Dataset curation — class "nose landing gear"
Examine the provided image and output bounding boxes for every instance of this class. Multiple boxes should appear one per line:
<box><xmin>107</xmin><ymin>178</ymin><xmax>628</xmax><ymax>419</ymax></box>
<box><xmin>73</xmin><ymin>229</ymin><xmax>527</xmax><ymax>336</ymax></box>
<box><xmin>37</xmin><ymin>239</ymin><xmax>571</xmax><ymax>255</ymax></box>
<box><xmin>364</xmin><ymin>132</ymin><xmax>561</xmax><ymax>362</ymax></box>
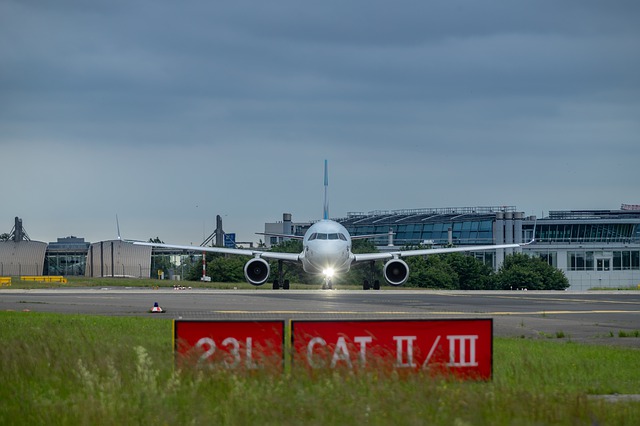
<box><xmin>322</xmin><ymin>278</ymin><xmax>333</xmax><ymax>290</ymax></box>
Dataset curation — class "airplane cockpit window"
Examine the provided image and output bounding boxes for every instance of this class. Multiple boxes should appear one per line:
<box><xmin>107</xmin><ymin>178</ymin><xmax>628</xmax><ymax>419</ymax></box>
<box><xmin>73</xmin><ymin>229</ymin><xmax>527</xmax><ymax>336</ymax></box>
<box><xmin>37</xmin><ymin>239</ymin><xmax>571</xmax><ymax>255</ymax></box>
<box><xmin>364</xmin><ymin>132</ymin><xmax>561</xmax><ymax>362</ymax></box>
<box><xmin>310</xmin><ymin>233</ymin><xmax>347</xmax><ymax>241</ymax></box>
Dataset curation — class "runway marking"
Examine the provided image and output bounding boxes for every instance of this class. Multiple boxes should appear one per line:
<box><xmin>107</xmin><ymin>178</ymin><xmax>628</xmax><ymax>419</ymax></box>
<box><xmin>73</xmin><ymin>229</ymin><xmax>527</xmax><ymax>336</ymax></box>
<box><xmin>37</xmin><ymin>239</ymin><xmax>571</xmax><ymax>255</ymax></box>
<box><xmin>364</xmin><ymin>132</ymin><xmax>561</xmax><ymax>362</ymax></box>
<box><xmin>492</xmin><ymin>296</ymin><xmax>640</xmax><ymax>306</ymax></box>
<box><xmin>441</xmin><ymin>293</ymin><xmax>640</xmax><ymax>306</ymax></box>
<box><xmin>211</xmin><ymin>310</ymin><xmax>640</xmax><ymax>316</ymax></box>
<box><xmin>212</xmin><ymin>311</ymin><xmax>419</xmax><ymax>315</ymax></box>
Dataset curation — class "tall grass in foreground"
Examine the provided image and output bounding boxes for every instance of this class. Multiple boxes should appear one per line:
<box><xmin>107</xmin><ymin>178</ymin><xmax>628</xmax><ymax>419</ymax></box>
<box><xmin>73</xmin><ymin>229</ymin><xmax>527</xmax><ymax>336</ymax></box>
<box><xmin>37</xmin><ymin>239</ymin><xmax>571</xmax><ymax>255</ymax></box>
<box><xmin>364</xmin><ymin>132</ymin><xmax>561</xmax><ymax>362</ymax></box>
<box><xmin>0</xmin><ymin>312</ymin><xmax>638</xmax><ymax>425</ymax></box>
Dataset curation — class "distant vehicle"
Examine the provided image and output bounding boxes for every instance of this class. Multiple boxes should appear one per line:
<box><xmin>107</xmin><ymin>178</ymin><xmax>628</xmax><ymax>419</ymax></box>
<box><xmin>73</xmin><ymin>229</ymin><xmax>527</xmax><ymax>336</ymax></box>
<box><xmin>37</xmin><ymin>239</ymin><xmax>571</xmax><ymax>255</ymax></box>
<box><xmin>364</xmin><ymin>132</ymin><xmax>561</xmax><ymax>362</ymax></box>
<box><xmin>136</xmin><ymin>161</ymin><xmax>525</xmax><ymax>290</ymax></box>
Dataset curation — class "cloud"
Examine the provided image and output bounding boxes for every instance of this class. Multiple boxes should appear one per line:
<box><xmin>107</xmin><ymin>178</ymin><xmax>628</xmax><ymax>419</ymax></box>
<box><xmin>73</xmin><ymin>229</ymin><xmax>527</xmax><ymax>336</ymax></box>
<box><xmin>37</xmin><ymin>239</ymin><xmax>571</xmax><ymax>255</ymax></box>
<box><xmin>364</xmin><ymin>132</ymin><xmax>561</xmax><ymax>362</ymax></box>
<box><xmin>1</xmin><ymin>0</ymin><xmax>639</xmax><ymax>243</ymax></box>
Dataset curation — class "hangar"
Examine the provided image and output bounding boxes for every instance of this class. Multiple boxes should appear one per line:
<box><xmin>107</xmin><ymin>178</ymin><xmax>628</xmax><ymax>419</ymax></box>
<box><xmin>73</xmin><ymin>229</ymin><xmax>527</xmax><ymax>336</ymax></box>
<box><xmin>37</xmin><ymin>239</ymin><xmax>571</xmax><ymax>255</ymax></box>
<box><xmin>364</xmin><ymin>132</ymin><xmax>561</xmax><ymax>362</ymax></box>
<box><xmin>0</xmin><ymin>217</ymin><xmax>47</xmax><ymax>276</ymax></box>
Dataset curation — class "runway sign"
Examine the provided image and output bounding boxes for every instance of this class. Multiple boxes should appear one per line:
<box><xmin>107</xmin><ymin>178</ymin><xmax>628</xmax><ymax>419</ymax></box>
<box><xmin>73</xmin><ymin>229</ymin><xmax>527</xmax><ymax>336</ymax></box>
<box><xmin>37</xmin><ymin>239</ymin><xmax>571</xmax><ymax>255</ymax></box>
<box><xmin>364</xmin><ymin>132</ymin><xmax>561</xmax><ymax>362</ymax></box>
<box><xmin>174</xmin><ymin>318</ymin><xmax>492</xmax><ymax>379</ymax></box>
<box><xmin>291</xmin><ymin>319</ymin><xmax>492</xmax><ymax>379</ymax></box>
<box><xmin>174</xmin><ymin>320</ymin><xmax>285</xmax><ymax>372</ymax></box>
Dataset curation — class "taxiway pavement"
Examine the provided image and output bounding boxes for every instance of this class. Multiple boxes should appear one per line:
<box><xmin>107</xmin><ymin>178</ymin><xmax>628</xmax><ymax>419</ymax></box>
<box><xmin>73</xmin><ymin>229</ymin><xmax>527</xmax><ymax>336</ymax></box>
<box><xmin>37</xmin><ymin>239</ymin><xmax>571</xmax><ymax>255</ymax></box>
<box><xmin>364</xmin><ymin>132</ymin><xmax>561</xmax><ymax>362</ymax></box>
<box><xmin>1</xmin><ymin>288</ymin><xmax>639</xmax><ymax>347</ymax></box>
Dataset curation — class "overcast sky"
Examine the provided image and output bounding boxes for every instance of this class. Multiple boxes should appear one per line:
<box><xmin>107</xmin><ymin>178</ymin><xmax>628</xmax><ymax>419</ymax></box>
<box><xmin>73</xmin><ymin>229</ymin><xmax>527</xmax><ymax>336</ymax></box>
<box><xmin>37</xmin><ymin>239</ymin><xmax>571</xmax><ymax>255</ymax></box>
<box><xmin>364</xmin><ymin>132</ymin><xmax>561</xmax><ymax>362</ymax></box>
<box><xmin>1</xmin><ymin>0</ymin><xmax>639</xmax><ymax>245</ymax></box>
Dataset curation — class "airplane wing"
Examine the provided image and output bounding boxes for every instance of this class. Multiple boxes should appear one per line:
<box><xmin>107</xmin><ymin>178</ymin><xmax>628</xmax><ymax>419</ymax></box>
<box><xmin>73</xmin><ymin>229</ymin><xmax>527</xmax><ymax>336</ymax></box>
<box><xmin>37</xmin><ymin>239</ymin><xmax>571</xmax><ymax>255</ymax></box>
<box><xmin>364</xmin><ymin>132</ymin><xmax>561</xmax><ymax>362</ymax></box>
<box><xmin>132</xmin><ymin>242</ymin><xmax>300</xmax><ymax>262</ymax></box>
<box><xmin>255</xmin><ymin>232</ymin><xmax>305</xmax><ymax>240</ymax></box>
<box><xmin>351</xmin><ymin>234</ymin><xmax>391</xmax><ymax>240</ymax></box>
<box><xmin>353</xmin><ymin>243</ymin><xmax>522</xmax><ymax>262</ymax></box>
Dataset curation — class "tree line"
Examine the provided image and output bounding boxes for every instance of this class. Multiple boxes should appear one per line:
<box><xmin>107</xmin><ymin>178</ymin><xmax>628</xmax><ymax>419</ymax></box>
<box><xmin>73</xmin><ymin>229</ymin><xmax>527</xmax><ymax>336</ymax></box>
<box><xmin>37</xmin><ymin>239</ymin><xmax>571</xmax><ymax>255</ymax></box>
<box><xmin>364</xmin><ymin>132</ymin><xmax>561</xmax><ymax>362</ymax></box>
<box><xmin>173</xmin><ymin>240</ymin><xmax>569</xmax><ymax>290</ymax></box>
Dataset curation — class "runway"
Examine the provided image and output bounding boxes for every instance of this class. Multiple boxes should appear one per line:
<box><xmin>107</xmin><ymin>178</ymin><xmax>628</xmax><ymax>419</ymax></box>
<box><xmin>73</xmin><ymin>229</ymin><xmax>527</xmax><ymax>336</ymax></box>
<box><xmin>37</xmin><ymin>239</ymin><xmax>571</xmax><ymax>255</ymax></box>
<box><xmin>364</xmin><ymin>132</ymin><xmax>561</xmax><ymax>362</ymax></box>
<box><xmin>2</xmin><ymin>288</ymin><xmax>639</xmax><ymax>347</ymax></box>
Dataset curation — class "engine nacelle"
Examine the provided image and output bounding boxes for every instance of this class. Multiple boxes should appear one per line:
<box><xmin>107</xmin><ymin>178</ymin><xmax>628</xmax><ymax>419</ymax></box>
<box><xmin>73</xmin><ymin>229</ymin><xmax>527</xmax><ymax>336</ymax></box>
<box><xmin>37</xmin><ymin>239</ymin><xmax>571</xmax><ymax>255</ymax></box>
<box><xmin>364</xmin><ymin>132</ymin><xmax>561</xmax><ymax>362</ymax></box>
<box><xmin>244</xmin><ymin>258</ymin><xmax>270</xmax><ymax>286</ymax></box>
<box><xmin>383</xmin><ymin>259</ymin><xmax>409</xmax><ymax>286</ymax></box>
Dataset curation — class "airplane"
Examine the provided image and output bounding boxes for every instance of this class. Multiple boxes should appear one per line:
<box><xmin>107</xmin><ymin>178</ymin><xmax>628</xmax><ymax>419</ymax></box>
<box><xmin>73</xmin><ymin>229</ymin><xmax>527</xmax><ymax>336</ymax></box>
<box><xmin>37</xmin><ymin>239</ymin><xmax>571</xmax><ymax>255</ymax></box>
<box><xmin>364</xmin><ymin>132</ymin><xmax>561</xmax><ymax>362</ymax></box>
<box><xmin>134</xmin><ymin>160</ymin><xmax>526</xmax><ymax>290</ymax></box>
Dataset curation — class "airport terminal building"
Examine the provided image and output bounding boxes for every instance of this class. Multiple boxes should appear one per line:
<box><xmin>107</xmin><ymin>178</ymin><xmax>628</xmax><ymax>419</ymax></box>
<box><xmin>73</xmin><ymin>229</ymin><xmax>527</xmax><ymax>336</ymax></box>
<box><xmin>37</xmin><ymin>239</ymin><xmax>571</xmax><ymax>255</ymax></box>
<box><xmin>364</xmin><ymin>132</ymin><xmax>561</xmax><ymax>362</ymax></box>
<box><xmin>266</xmin><ymin>205</ymin><xmax>640</xmax><ymax>291</ymax></box>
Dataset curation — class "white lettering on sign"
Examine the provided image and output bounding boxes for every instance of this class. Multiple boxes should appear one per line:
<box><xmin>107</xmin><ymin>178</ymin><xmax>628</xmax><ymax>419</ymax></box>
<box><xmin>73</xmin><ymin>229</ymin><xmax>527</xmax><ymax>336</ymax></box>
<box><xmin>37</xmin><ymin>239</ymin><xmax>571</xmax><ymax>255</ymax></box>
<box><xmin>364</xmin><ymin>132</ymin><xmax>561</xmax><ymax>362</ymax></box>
<box><xmin>302</xmin><ymin>333</ymin><xmax>483</xmax><ymax>371</ymax></box>
<box><xmin>195</xmin><ymin>337</ymin><xmax>259</xmax><ymax>369</ymax></box>
<box><xmin>307</xmin><ymin>335</ymin><xmax>374</xmax><ymax>369</ymax></box>
<box><xmin>307</xmin><ymin>337</ymin><xmax>327</xmax><ymax>368</ymax></box>
<box><xmin>421</xmin><ymin>336</ymin><xmax>442</xmax><ymax>369</ymax></box>
<box><xmin>331</xmin><ymin>337</ymin><xmax>352</xmax><ymax>368</ymax></box>
<box><xmin>354</xmin><ymin>336</ymin><xmax>373</xmax><ymax>366</ymax></box>
<box><xmin>447</xmin><ymin>335</ymin><xmax>479</xmax><ymax>367</ymax></box>
<box><xmin>393</xmin><ymin>336</ymin><xmax>417</xmax><ymax>368</ymax></box>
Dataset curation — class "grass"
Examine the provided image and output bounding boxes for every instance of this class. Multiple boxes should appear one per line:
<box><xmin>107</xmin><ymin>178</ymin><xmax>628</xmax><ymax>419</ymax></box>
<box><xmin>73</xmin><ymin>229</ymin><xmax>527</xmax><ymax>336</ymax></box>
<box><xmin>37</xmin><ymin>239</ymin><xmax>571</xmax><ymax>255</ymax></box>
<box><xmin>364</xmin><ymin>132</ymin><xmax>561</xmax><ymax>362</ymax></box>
<box><xmin>0</xmin><ymin>312</ymin><xmax>639</xmax><ymax>425</ymax></box>
<box><xmin>2</xmin><ymin>276</ymin><xmax>370</xmax><ymax>290</ymax></box>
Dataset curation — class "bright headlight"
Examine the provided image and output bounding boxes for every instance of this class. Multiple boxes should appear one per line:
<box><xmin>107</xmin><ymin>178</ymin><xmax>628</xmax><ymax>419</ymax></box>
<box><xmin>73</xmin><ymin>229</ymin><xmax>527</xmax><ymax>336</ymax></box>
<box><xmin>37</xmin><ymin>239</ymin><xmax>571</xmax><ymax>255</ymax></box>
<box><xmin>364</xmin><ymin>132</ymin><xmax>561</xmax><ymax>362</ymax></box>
<box><xmin>323</xmin><ymin>268</ymin><xmax>335</xmax><ymax>278</ymax></box>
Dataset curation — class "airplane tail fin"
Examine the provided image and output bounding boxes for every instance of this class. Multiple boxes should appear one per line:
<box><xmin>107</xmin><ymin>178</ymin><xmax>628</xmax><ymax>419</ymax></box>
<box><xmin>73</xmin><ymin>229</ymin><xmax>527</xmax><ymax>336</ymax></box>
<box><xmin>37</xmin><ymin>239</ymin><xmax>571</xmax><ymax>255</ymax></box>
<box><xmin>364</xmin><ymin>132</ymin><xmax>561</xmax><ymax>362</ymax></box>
<box><xmin>323</xmin><ymin>159</ymin><xmax>329</xmax><ymax>220</ymax></box>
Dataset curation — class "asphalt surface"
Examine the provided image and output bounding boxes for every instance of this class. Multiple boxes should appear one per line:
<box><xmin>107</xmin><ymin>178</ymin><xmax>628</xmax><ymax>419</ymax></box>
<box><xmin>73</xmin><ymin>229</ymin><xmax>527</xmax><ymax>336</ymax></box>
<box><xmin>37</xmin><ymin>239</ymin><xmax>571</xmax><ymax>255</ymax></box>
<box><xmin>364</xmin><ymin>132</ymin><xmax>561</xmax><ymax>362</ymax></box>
<box><xmin>2</xmin><ymin>288</ymin><xmax>639</xmax><ymax>347</ymax></box>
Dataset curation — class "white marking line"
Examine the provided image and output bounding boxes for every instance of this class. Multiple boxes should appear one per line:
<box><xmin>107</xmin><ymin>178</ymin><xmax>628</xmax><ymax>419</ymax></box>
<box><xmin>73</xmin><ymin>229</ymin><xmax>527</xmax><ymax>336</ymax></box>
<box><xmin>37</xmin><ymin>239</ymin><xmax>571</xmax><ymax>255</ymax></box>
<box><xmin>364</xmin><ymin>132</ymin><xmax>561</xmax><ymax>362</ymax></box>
<box><xmin>212</xmin><ymin>310</ymin><xmax>640</xmax><ymax>316</ymax></box>
<box><xmin>439</xmin><ymin>292</ymin><xmax>640</xmax><ymax>306</ymax></box>
<box><xmin>492</xmin><ymin>295</ymin><xmax>640</xmax><ymax>306</ymax></box>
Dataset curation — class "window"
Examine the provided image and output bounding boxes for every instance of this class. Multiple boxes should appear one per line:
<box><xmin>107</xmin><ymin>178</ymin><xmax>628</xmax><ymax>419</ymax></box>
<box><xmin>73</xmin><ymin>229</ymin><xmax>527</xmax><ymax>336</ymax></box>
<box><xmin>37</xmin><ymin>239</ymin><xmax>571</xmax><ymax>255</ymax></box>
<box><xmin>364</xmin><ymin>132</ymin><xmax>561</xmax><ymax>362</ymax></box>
<box><xmin>532</xmin><ymin>251</ymin><xmax>557</xmax><ymax>267</ymax></box>
<box><xmin>612</xmin><ymin>251</ymin><xmax>640</xmax><ymax>270</ymax></box>
<box><xmin>613</xmin><ymin>251</ymin><xmax>622</xmax><ymax>270</ymax></box>
<box><xmin>596</xmin><ymin>258</ymin><xmax>611</xmax><ymax>271</ymax></box>
<box><xmin>568</xmin><ymin>251</ymin><xmax>594</xmax><ymax>271</ymax></box>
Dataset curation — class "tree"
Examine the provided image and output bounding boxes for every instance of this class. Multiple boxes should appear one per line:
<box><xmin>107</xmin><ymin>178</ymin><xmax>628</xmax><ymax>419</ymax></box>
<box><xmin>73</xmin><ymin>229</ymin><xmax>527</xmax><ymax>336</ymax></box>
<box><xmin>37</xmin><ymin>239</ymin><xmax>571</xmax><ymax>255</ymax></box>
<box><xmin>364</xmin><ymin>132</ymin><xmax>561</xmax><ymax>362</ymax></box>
<box><xmin>406</xmin><ymin>255</ymin><xmax>459</xmax><ymax>289</ymax></box>
<box><xmin>347</xmin><ymin>239</ymin><xmax>382</xmax><ymax>286</ymax></box>
<box><xmin>267</xmin><ymin>239</ymin><xmax>309</xmax><ymax>283</ymax></box>
<box><xmin>495</xmin><ymin>253</ymin><xmax>569</xmax><ymax>290</ymax></box>
<box><xmin>208</xmin><ymin>255</ymin><xmax>245</xmax><ymax>282</ymax></box>
<box><xmin>444</xmin><ymin>253</ymin><xmax>493</xmax><ymax>290</ymax></box>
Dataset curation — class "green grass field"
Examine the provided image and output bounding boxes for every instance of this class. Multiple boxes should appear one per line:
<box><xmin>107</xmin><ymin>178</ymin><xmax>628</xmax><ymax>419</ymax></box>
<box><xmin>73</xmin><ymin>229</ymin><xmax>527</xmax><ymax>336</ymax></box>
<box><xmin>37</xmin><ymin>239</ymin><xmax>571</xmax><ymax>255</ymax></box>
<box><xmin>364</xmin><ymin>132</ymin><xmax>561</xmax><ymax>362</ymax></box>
<box><xmin>1</xmin><ymin>311</ymin><xmax>639</xmax><ymax>425</ymax></box>
<box><xmin>3</xmin><ymin>276</ymin><xmax>370</xmax><ymax>290</ymax></box>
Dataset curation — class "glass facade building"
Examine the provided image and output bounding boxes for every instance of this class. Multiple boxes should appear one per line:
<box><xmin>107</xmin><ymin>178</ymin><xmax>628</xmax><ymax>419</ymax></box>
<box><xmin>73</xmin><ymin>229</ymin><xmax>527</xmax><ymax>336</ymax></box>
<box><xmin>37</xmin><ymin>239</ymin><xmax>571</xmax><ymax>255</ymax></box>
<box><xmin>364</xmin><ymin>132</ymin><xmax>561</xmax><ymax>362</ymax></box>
<box><xmin>522</xmin><ymin>209</ymin><xmax>640</xmax><ymax>290</ymax></box>
<box><xmin>44</xmin><ymin>237</ymin><xmax>90</xmax><ymax>276</ymax></box>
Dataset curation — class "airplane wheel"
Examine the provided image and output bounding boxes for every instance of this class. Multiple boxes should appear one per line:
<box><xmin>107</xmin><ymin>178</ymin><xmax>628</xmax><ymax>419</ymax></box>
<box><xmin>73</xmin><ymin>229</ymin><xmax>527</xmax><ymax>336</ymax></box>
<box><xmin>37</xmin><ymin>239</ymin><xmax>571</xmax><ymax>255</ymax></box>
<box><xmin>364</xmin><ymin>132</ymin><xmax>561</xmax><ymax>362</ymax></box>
<box><xmin>327</xmin><ymin>280</ymin><xmax>333</xmax><ymax>290</ymax></box>
<box><xmin>373</xmin><ymin>280</ymin><xmax>380</xmax><ymax>290</ymax></box>
<box><xmin>283</xmin><ymin>280</ymin><xmax>290</xmax><ymax>290</ymax></box>
<box><xmin>273</xmin><ymin>280</ymin><xmax>280</xmax><ymax>290</ymax></box>
<box><xmin>363</xmin><ymin>280</ymin><xmax>370</xmax><ymax>290</ymax></box>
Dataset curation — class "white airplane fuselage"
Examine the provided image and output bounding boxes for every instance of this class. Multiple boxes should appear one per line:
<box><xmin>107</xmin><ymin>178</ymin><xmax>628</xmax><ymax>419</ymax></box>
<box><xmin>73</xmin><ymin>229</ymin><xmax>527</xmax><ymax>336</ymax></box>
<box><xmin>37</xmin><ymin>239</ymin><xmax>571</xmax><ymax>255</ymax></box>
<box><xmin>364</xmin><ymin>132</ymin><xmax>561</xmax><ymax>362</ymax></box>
<box><xmin>301</xmin><ymin>220</ymin><xmax>353</xmax><ymax>276</ymax></box>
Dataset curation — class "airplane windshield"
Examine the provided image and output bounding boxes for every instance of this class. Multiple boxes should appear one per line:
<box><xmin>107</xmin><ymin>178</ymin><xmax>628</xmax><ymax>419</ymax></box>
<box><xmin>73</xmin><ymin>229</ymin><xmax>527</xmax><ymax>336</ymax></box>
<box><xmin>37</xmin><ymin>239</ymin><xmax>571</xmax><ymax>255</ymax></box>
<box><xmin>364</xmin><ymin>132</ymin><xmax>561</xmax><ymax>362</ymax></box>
<box><xmin>309</xmin><ymin>232</ymin><xmax>347</xmax><ymax>241</ymax></box>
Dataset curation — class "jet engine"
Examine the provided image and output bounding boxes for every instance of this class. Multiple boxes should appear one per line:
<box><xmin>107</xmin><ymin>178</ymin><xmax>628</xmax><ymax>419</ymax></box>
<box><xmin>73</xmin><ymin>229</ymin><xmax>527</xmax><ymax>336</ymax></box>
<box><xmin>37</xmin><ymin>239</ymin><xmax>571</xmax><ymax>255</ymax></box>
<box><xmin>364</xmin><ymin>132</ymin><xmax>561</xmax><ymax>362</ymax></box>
<box><xmin>244</xmin><ymin>258</ymin><xmax>270</xmax><ymax>286</ymax></box>
<box><xmin>383</xmin><ymin>259</ymin><xmax>409</xmax><ymax>286</ymax></box>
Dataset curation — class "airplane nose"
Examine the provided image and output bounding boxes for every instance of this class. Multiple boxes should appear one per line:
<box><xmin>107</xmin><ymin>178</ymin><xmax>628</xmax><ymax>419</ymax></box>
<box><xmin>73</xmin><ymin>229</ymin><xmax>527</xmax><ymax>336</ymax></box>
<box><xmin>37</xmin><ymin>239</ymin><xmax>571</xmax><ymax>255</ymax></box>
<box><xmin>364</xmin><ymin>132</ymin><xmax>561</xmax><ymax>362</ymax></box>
<box><xmin>308</xmin><ymin>243</ymin><xmax>349</xmax><ymax>268</ymax></box>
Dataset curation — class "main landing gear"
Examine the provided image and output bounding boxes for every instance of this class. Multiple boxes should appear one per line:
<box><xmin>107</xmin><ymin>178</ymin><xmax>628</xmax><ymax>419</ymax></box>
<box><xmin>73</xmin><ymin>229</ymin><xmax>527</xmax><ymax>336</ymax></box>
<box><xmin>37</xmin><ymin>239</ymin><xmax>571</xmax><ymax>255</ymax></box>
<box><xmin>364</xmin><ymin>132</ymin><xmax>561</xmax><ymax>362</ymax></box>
<box><xmin>363</xmin><ymin>261</ymin><xmax>381</xmax><ymax>290</ymax></box>
<box><xmin>272</xmin><ymin>260</ymin><xmax>290</xmax><ymax>290</ymax></box>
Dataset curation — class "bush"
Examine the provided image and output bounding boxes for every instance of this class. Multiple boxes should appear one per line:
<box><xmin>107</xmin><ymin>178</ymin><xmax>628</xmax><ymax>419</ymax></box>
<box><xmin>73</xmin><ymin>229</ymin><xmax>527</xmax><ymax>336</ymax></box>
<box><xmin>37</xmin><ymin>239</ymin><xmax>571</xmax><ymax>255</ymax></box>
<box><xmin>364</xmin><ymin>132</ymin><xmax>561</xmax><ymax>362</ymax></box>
<box><xmin>494</xmin><ymin>253</ymin><xmax>569</xmax><ymax>290</ymax></box>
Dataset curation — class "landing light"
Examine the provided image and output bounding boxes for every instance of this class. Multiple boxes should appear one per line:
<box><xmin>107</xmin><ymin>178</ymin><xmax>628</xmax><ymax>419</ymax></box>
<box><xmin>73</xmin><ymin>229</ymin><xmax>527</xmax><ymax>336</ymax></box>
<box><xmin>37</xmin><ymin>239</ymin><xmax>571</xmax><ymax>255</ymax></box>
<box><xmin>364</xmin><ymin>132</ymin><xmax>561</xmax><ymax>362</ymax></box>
<box><xmin>323</xmin><ymin>268</ymin><xmax>335</xmax><ymax>278</ymax></box>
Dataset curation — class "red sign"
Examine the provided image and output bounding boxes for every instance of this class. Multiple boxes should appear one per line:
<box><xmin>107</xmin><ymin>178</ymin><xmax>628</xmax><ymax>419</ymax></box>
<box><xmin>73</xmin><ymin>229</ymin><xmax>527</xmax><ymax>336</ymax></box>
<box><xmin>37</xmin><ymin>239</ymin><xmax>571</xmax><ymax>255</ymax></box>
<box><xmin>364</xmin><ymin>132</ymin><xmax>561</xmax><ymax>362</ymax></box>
<box><xmin>174</xmin><ymin>320</ymin><xmax>285</xmax><ymax>372</ymax></box>
<box><xmin>292</xmin><ymin>319</ymin><xmax>492</xmax><ymax>379</ymax></box>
